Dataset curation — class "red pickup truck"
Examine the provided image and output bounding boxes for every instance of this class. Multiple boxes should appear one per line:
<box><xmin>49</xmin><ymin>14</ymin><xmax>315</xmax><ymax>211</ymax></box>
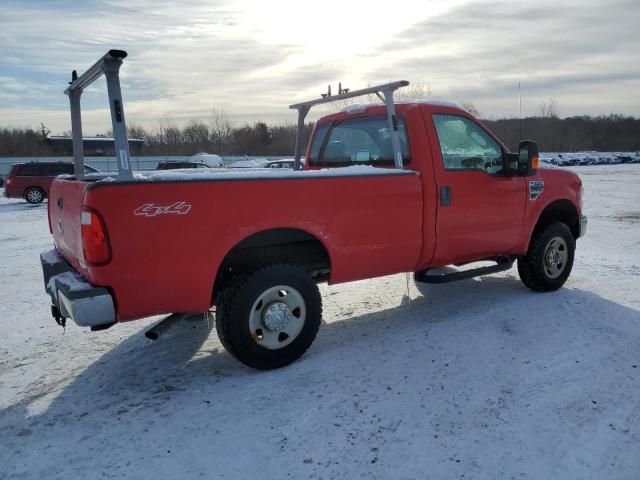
<box><xmin>41</xmin><ymin>51</ymin><xmax>586</xmax><ymax>369</ymax></box>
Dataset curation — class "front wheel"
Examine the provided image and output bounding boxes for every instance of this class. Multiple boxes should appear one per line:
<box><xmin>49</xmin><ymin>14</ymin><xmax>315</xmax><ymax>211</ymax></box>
<box><xmin>518</xmin><ymin>222</ymin><xmax>575</xmax><ymax>292</ymax></box>
<box><xmin>215</xmin><ymin>264</ymin><xmax>322</xmax><ymax>370</ymax></box>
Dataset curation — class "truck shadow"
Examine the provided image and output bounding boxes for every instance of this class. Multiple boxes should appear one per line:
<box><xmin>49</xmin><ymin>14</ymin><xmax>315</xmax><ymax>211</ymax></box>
<box><xmin>3</xmin><ymin>273</ymin><xmax>640</xmax><ymax>468</ymax></box>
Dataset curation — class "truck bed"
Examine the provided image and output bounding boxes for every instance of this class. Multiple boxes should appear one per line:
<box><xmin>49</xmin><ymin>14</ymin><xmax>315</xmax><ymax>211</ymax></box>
<box><xmin>48</xmin><ymin>166</ymin><xmax>423</xmax><ymax>322</ymax></box>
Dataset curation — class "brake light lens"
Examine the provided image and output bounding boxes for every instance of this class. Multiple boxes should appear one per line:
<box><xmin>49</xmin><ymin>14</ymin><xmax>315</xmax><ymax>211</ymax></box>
<box><xmin>81</xmin><ymin>208</ymin><xmax>111</xmax><ymax>265</ymax></box>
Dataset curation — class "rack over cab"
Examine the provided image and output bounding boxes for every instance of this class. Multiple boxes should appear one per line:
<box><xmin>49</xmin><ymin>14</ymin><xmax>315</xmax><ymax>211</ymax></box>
<box><xmin>41</xmin><ymin>51</ymin><xmax>586</xmax><ymax>369</ymax></box>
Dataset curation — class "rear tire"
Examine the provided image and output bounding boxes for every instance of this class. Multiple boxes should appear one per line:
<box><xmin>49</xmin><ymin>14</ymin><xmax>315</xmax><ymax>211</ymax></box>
<box><xmin>25</xmin><ymin>187</ymin><xmax>45</xmax><ymax>204</ymax></box>
<box><xmin>215</xmin><ymin>264</ymin><xmax>322</xmax><ymax>370</ymax></box>
<box><xmin>518</xmin><ymin>222</ymin><xmax>575</xmax><ymax>292</ymax></box>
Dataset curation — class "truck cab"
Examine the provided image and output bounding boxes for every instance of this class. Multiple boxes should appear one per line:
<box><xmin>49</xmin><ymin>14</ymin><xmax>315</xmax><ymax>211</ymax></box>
<box><xmin>305</xmin><ymin>101</ymin><xmax>585</xmax><ymax>270</ymax></box>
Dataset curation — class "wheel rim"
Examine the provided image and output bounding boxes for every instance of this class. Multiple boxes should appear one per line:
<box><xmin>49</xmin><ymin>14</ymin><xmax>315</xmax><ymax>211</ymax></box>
<box><xmin>248</xmin><ymin>285</ymin><xmax>306</xmax><ymax>350</ymax></box>
<box><xmin>543</xmin><ymin>236</ymin><xmax>568</xmax><ymax>279</ymax></box>
<box><xmin>27</xmin><ymin>189</ymin><xmax>42</xmax><ymax>203</ymax></box>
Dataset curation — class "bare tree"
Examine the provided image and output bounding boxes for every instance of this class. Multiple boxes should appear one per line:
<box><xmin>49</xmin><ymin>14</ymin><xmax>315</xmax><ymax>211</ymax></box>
<box><xmin>539</xmin><ymin>97</ymin><xmax>559</xmax><ymax>119</ymax></box>
<box><xmin>460</xmin><ymin>101</ymin><xmax>481</xmax><ymax>118</ymax></box>
<box><xmin>126</xmin><ymin>123</ymin><xmax>147</xmax><ymax>140</ymax></box>
<box><xmin>209</xmin><ymin>107</ymin><xmax>233</xmax><ymax>153</ymax></box>
<box><xmin>182</xmin><ymin>120</ymin><xmax>210</xmax><ymax>148</ymax></box>
<box><xmin>159</xmin><ymin>118</ymin><xmax>181</xmax><ymax>146</ymax></box>
<box><xmin>395</xmin><ymin>82</ymin><xmax>433</xmax><ymax>102</ymax></box>
<box><xmin>39</xmin><ymin>122</ymin><xmax>51</xmax><ymax>140</ymax></box>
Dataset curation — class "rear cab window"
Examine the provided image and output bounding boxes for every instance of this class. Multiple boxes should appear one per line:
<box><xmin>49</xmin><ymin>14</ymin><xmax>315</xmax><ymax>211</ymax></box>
<box><xmin>308</xmin><ymin>115</ymin><xmax>411</xmax><ymax>167</ymax></box>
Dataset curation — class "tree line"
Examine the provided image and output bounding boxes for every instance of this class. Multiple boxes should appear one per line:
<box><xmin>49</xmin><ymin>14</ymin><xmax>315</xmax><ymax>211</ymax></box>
<box><xmin>1</xmin><ymin>110</ymin><xmax>639</xmax><ymax>157</ymax></box>
<box><xmin>486</xmin><ymin>115</ymin><xmax>640</xmax><ymax>152</ymax></box>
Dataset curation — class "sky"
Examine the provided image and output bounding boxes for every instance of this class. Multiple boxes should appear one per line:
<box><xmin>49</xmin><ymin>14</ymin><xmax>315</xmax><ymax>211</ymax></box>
<box><xmin>1</xmin><ymin>0</ymin><xmax>639</xmax><ymax>134</ymax></box>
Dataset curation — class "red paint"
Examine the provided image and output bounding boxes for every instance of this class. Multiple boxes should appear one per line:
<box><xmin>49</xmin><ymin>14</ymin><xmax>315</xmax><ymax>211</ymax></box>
<box><xmin>46</xmin><ymin>102</ymin><xmax>583</xmax><ymax>323</ymax></box>
<box><xmin>4</xmin><ymin>164</ymin><xmax>60</xmax><ymax>200</ymax></box>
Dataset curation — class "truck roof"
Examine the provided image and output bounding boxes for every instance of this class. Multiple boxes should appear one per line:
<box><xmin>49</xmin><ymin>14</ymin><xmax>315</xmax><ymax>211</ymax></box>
<box><xmin>316</xmin><ymin>101</ymin><xmax>468</xmax><ymax>125</ymax></box>
<box><xmin>339</xmin><ymin>100</ymin><xmax>461</xmax><ymax>113</ymax></box>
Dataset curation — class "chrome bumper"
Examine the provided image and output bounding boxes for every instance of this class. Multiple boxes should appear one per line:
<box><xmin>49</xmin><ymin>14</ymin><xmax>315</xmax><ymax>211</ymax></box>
<box><xmin>579</xmin><ymin>215</ymin><xmax>588</xmax><ymax>238</ymax></box>
<box><xmin>40</xmin><ymin>249</ymin><xmax>116</xmax><ymax>328</ymax></box>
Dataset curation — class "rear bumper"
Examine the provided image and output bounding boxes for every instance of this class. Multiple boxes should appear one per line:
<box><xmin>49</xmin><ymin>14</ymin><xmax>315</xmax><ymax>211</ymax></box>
<box><xmin>40</xmin><ymin>249</ymin><xmax>116</xmax><ymax>328</ymax></box>
<box><xmin>578</xmin><ymin>215</ymin><xmax>588</xmax><ymax>238</ymax></box>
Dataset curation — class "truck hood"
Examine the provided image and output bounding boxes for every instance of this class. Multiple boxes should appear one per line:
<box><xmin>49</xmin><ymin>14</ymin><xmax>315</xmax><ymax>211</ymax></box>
<box><xmin>538</xmin><ymin>166</ymin><xmax>582</xmax><ymax>188</ymax></box>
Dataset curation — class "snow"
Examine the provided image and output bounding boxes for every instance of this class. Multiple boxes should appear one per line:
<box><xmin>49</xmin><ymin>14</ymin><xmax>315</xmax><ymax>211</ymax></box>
<box><xmin>227</xmin><ymin>158</ymin><xmax>269</xmax><ymax>168</ymax></box>
<box><xmin>541</xmin><ymin>151</ymin><xmax>640</xmax><ymax>166</ymax></box>
<box><xmin>341</xmin><ymin>100</ymin><xmax>461</xmax><ymax>112</ymax></box>
<box><xmin>39</xmin><ymin>248</ymin><xmax>63</xmax><ymax>265</ymax></box>
<box><xmin>189</xmin><ymin>153</ymin><xmax>224</xmax><ymax>167</ymax></box>
<box><xmin>1</xmin><ymin>165</ymin><xmax>640</xmax><ymax>479</ymax></box>
<box><xmin>46</xmin><ymin>271</ymin><xmax>93</xmax><ymax>294</ymax></box>
<box><xmin>117</xmin><ymin>164</ymin><xmax>416</xmax><ymax>182</ymax></box>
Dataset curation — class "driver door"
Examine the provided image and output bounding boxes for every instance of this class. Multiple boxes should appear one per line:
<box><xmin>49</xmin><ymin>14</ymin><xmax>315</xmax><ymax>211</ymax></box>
<box><xmin>428</xmin><ymin>113</ymin><xmax>527</xmax><ymax>266</ymax></box>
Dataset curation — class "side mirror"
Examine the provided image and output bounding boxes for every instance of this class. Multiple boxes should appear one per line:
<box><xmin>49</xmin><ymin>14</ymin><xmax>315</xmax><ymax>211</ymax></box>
<box><xmin>504</xmin><ymin>152</ymin><xmax>519</xmax><ymax>176</ymax></box>
<box><xmin>518</xmin><ymin>140</ymin><xmax>539</xmax><ymax>176</ymax></box>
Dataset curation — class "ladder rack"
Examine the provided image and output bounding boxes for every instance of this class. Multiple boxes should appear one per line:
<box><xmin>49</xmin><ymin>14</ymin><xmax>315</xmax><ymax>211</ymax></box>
<box><xmin>65</xmin><ymin>49</ymin><xmax>132</xmax><ymax>180</ymax></box>
<box><xmin>289</xmin><ymin>80</ymin><xmax>409</xmax><ymax>170</ymax></box>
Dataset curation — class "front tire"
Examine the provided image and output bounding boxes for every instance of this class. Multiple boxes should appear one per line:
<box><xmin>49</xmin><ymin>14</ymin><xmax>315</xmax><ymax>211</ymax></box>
<box><xmin>518</xmin><ymin>222</ymin><xmax>575</xmax><ymax>292</ymax></box>
<box><xmin>215</xmin><ymin>264</ymin><xmax>322</xmax><ymax>370</ymax></box>
<box><xmin>25</xmin><ymin>187</ymin><xmax>45</xmax><ymax>204</ymax></box>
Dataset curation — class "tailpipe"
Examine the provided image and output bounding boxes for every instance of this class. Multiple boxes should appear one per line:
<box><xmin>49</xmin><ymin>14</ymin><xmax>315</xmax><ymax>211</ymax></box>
<box><xmin>145</xmin><ymin>313</ymin><xmax>187</xmax><ymax>340</ymax></box>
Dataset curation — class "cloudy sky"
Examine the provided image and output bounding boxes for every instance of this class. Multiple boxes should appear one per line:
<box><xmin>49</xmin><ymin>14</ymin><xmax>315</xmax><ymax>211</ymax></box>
<box><xmin>1</xmin><ymin>0</ymin><xmax>639</xmax><ymax>134</ymax></box>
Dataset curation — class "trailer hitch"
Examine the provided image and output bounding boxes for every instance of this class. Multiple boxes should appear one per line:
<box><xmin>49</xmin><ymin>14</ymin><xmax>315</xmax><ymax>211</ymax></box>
<box><xmin>51</xmin><ymin>304</ymin><xmax>66</xmax><ymax>329</ymax></box>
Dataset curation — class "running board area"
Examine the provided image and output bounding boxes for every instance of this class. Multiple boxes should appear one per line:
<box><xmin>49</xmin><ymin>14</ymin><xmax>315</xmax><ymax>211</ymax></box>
<box><xmin>414</xmin><ymin>258</ymin><xmax>514</xmax><ymax>284</ymax></box>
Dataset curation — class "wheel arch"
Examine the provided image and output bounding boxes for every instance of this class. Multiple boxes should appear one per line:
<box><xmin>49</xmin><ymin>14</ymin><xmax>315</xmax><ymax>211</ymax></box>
<box><xmin>529</xmin><ymin>199</ymin><xmax>580</xmax><ymax>248</ymax></box>
<box><xmin>212</xmin><ymin>227</ymin><xmax>332</xmax><ymax>303</ymax></box>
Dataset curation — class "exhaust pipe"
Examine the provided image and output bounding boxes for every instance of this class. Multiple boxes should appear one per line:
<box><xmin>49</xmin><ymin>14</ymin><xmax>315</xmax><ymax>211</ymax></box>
<box><xmin>145</xmin><ymin>313</ymin><xmax>187</xmax><ymax>340</ymax></box>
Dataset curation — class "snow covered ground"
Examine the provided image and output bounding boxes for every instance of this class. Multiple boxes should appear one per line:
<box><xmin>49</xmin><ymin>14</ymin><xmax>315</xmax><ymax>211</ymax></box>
<box><xmin>540</xmin><ymin>152</ymin><xmax>640</xmax><ymax>166</ymax></box>
<box><xmin>1</xmin><ymin>165</ymin><xmax>639</xmax><ymax>479</ymax></box>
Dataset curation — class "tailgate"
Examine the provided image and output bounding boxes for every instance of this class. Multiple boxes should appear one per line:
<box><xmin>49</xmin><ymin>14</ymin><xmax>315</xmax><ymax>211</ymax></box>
<box><xmin>48</xmin><ymin>178</ymin><xmax>91</xmax><ymax>275</ymax></box>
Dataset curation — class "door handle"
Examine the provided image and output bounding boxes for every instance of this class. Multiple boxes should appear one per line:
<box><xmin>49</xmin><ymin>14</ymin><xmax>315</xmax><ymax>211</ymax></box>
<box><xmin>440</xmin><ymin>186</ymin><xmax>452</xmax><ymax>207</ymax></box>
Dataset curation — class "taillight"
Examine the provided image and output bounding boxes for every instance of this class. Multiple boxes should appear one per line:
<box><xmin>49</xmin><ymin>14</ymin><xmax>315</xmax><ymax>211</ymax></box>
<box><xmin>5</xmin><ymin>178</ymin><xmax>12</xmax><ymax>187</ymax></box>
<box><xmin>81</xmin><ymin>208</ymin><xmax>111</xmax><ymax>265</ymax></box>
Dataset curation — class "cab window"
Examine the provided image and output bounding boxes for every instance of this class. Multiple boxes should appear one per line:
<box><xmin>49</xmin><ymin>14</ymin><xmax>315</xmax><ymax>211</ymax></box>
<box><xmin>433</xmin><ymin>114</ymin><xmax>504</xmax><ymax>174</ymax></box>
<box><xmin>309</xmin><ymin>115</ymin><xmax>410</xmax><ymax>167</ymax></box>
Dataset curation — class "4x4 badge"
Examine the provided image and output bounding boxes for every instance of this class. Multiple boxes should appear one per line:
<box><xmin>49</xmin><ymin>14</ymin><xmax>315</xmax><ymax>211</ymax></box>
<box><xmin>134</xmin><ymin>202</ymin><xmax>192</xmax><ymax>217</ymax></box>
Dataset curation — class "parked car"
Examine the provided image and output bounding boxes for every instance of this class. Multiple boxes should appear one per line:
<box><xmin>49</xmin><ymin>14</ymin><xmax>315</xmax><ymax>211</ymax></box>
<box><xmin>189</xmin><ymin>153</ymin><xmax>224</xmax><ymax>167</ymax></box>
<box><xmin>264</xmin><ymin>159</ymin><xmax>295</xmax><ymax>169</ymax></box>
<box><xmin>228</xmin><ymin>159</ymin><xmax>269</xmax><ymax>168</ymax></box>
<box><xmin>156</xmin><ymin>161</ymin><xmax>211</xmax><ymax>170</ymax></box>
<box><xmin>4</xmin><ymin>162</ymin><xmax>99</xmax><ymax>204</ymax></box>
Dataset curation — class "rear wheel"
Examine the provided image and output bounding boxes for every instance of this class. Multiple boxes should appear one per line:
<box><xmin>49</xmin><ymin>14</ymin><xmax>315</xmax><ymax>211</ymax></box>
<box><xmin>25</xmin><ymin>187</ymin><xmax>45</xmax><ymax>204</ymax></box>
<box><xmin>215</xmin><ymin>264</ymin><xmax>322</xmax><ymax>369</ymax></box>
<box><xmin>518</xmin><ymin>222</ymin><xmax>575</xmax><ymax>292</ymax></box>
